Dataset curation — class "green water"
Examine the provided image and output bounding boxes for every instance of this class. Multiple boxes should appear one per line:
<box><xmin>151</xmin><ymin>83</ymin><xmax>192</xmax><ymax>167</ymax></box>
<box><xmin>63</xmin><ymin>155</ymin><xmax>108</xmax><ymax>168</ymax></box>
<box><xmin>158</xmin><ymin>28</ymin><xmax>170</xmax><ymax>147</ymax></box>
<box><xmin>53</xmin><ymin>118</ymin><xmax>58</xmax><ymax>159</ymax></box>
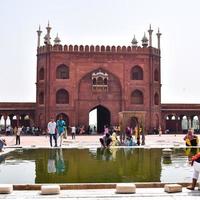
<box><xmin>0</xmin><ymin>148</ymin><xmax>196</xmax><ymax>184</ymax></box>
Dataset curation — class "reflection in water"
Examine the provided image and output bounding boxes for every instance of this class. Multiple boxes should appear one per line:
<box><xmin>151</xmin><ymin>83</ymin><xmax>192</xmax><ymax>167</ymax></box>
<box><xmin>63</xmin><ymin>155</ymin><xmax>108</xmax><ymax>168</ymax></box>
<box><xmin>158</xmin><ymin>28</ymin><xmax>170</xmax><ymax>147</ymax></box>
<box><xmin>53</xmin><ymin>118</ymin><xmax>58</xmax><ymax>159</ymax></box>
<box><xmin>0</xmin><ymin>148</ymin><xmax>196</xmax><ymax>184</ymax></box>
<box><xmin>47</xmin><ymin>149</ymin><xmax>66</xmax><ymax>174</ymax></box>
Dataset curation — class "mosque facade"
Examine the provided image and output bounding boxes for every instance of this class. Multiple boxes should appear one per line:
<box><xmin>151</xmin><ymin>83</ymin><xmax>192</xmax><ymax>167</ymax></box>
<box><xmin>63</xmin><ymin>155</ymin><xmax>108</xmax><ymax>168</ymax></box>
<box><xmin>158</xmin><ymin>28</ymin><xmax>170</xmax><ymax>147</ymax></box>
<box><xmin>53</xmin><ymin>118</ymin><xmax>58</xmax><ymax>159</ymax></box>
<box><xmin>0</xmin><ymin>24</ymin><xmax>200</xmax><ymax>134</ymax></box>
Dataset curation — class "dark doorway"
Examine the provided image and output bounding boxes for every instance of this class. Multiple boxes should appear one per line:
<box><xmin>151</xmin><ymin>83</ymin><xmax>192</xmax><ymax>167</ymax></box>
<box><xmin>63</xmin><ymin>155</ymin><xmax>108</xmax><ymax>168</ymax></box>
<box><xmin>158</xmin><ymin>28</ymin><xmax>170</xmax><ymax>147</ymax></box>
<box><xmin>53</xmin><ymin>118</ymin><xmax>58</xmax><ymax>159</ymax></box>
<box><xmin>56</xmin><ymin>113</ymin><xmax>69</xmax><ymax>126</ymax></box>
<box><xmin>130</xmin><ymin>117</ymin><xmax>138</xmax><ymax>129</ymax></box>
<box><xmin>89</xmin><ymin>105</ymin><xmax>111</xmax><ymax>133</ymax></box>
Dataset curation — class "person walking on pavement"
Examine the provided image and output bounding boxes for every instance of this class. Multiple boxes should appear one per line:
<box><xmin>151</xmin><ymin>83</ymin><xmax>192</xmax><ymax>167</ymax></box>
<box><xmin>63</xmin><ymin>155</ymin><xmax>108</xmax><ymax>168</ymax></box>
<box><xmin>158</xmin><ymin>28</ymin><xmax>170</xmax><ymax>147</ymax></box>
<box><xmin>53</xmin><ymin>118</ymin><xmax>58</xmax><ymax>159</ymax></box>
<box><xmin>56</xmin><ymin>115</ymin><xmax>66</xmax><ymax>147</ymax></box>
<box><xmin>47</xmin><ymin>118</ymin><xmax>57</xmax><ymax>147</ymax></box>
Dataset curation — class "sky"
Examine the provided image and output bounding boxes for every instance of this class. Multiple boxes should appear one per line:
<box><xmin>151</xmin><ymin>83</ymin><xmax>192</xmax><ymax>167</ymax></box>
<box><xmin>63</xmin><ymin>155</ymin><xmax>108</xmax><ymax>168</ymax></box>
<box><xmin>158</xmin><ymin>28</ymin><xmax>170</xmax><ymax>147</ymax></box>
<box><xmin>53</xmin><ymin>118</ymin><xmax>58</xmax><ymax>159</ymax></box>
<box><xmin>0</xmin><ymin>0</ymin><xmax>200</xmax><ymax>103</ymax></box>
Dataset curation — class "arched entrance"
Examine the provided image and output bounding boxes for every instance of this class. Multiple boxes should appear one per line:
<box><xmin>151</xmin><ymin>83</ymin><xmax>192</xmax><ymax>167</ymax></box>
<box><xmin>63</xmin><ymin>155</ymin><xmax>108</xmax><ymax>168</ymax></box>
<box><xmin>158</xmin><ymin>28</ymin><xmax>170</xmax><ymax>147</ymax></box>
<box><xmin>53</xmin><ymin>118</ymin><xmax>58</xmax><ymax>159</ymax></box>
<box><xmin>89</xmin><ymin>105</ymin><xmax>111</xmax><ymax>133</ymax></box>
<box><xmin>56</xmin><ymin>113</ymin><xmax>69</xmax><ymax>126</ymax></box>
<box><xmin>130</xmin><ymin>117</ymin><xmax>138</xmax><ymax>129</ymax></box>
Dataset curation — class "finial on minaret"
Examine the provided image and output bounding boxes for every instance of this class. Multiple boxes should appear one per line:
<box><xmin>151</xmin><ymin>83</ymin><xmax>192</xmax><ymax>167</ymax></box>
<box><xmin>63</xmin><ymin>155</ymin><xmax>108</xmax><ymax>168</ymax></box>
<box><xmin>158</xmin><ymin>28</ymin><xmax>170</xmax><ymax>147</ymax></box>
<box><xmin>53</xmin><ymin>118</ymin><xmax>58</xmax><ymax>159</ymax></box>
<box><xmin>36</xmin><ymin>25</ymin><xmax>42</xmax><ymax>48</ymax></box>
<box><xmin>54</xmin><ymin>33</ymin><xmax>61</xmax><ymax>45</ymax></box>
<box><xmin>44</xmin><ymin>21</ymin><xmax>52</xmax><ymax>45</ymax></box>
<box><xmin>142</xmin><ymin>32</ymin><xmax>148</xmax><ymax>48</ymax></box>
<box><xmin>156</xmin><ymin>28</ymin><xmax>162</xmax><ymax>49</ymax></box>
<box><xmin>131</xmin><ymin>35</ymin><xmax>138</xmax><ymax>47</ymax></box>
<box><xmin>148</xmin><ymin>24</ymin><xmax>153</xmax><ymax>47</ymax></box>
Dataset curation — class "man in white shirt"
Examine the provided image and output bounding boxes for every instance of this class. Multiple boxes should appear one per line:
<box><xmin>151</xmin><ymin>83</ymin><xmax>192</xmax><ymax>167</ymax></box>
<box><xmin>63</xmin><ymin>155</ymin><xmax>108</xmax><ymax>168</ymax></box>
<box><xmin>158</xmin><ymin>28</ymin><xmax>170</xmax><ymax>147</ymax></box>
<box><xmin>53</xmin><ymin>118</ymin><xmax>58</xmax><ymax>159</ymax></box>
<box><xmin>71</xmin><ymin>126</ymin><xmax>76</xmax><ymax>139</ymax></box>
<box><xmin>47</xmin><ymin>118</ymin><xmax>57</xmax><ymax>147</ymax></box>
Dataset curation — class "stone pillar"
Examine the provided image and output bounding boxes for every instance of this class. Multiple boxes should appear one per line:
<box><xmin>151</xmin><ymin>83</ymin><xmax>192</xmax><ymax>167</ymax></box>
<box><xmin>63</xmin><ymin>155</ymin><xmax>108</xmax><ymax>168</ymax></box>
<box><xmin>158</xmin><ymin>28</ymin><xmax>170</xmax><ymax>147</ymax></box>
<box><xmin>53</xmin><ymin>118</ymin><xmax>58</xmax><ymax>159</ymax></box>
<box><xmin>16</xmin><ymin>115</ymin><xmax>20</xmax><ymax>127</ymax></box>
<box><xmin>188</xmin><ymin>117</ymin><xmax>191</xmax><ymax>129</ymax></box>
<box><xmin>3</xmin><ymin>115</ymin><xmax>7</xmax><ymax>132</ymax></box>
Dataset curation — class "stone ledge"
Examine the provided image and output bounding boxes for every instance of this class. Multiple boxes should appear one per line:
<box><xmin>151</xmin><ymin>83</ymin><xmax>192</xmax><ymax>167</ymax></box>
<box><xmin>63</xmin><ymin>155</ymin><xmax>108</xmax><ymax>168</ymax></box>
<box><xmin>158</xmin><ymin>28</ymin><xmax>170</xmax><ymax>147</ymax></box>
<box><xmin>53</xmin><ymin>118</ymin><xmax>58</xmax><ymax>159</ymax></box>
<box><xmin>11</xmin><ymin>182</ymin><xmax>190</xmax><ymax>190</ymax></box>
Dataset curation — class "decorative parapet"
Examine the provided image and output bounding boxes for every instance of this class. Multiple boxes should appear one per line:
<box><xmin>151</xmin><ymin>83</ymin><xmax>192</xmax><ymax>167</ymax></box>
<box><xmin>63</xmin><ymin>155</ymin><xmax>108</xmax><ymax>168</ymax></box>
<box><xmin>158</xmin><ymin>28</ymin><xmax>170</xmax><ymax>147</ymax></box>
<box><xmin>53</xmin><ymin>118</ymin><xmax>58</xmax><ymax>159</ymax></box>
<box><xmin>37</xmin><ymin>44</ymin><xmax>160</xmax><ymax>56</ymax></box>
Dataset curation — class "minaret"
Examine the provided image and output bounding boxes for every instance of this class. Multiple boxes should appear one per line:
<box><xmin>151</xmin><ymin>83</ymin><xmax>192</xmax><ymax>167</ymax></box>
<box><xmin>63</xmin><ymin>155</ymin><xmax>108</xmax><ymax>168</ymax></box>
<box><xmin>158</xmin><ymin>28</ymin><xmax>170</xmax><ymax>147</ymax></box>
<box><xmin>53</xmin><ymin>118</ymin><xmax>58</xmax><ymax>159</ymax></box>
<box><xmin>148</xmin><ymin>24</ymin><xmax>153</xmax><ymax>47</ymax></box>
<box><xmin>36</xmin><ymin>25</ymin><xmax>42</xmax><ymax>48</ymax></box>
<box><xmin>131</xmin><ymin>35</ymin><xmax>138</xmax><ymax>47</ymax></box>
<box><xmin>44</xmin><ymin>21</ymin><xmax>52</xmax><ymax>45</ymax></box>
<box><xmin>142</xmin><ymin>32</ymin><xmax>148</xmax><ymax>48</ymax></box>
<box><xmin>156</xmin><ymin>28</ymin><xmax>162</xmax><ymax>49</ymax></box>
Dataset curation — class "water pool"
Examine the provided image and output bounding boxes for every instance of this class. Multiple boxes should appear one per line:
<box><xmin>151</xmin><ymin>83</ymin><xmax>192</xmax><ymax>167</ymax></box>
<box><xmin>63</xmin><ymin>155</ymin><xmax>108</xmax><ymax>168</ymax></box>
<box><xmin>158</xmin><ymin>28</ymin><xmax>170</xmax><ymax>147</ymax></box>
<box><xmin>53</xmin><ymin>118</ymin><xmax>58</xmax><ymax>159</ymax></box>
<box><xmin>0</xmin><ymin>148</ymin><xmax>196</xmax><ymax>184</ymax></box>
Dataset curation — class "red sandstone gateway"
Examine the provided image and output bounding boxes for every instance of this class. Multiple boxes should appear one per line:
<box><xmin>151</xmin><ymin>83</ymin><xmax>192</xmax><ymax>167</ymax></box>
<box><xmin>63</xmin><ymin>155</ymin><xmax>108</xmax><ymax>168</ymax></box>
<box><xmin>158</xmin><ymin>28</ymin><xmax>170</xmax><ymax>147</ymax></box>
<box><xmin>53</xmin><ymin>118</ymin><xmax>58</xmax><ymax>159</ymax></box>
<box><xmin>0</xmin><ymin>24</ymin><xmax>199</xmax><ymax>134</ymax></box>
<box><xmin>35</xmin><ymin>24</ymin><xmax>161</xmax><ymax>133</ymax></box>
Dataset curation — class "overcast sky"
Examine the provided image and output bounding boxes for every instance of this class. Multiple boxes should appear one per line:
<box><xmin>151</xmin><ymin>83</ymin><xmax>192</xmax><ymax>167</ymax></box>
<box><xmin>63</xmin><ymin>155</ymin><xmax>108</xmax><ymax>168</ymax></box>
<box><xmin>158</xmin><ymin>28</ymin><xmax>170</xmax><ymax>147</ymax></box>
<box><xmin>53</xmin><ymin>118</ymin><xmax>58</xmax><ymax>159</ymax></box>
<box><xmin>0</xmin><ymin>0</ymin><xmax>200</xmax><ymax>103</ymax></box>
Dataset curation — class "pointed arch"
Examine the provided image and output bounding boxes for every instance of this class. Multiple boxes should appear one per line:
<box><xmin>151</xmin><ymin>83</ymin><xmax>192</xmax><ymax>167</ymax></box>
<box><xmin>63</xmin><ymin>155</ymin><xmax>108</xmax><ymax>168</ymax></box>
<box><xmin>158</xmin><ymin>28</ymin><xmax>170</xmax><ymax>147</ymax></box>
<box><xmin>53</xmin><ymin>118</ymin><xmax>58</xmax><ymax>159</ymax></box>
<box><xmin>39</xmin><ymin>68</ymin><xmax>44</xmax><ymax>80</ymax></box>
<box><xmin>56</xmin><ymin>64</ymin><xmax>69</xmax><ymax>79</ymax></box>
<box><xmin>154</xmin><ymin>69</ymin><xmax>159</xmax><ymax>81</ymax></box>
<box><xmin>39</xmin><ymin>92</ymin><xmax>44</xmax><ymax>104</ymax></box>
<box><xmin>154</xmin><ymin>93</ymin><xmax>159</xmax><ymax>105</ymax></box>
<box><xmin>131</xmin><ymin>65</ymin><xmax>143</xmax><ymax>80</ymax></box>
<box><xmin>56</xmin><ymin>113</ymin><xmax>69</xmax><ymax>126</ymax></box>
<box><xmin>131</xmin><ymin>90</ymin><xmax>144</xmax><ymax>104</ymax></box>
<box><xmin>56</xmin><ymin>89</ymin><xmax>69</xmax><ymax>104</ymax></box>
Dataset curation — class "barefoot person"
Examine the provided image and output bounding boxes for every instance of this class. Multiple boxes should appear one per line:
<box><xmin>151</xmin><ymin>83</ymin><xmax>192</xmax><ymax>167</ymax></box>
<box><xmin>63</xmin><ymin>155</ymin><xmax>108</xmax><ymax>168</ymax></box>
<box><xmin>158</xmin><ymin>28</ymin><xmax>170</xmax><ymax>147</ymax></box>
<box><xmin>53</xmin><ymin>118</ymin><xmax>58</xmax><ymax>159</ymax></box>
<box><xmin>56</xmin><ymin>115</ymin><xmax>66</xmax><ymax>147</ymax></box>
<box><xmin>187</xmin><ymin>152</ymin><xmax>200</xmax><ymax>190</ymax></box>
<box><xmin>47</xmin><ymin>118</ymin><xmax>57</xmax><ymax>147</ymax></box>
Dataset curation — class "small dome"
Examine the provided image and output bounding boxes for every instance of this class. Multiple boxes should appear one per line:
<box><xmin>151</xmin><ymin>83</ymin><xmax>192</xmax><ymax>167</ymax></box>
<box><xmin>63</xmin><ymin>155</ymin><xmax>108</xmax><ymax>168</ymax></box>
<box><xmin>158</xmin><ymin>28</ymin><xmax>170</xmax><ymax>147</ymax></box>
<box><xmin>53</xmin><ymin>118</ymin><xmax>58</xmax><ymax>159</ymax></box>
<box><xmin>142</xmin><ymin>33</ymin><xmax>148</xmax><ymax>42</ymax></box>
<box><xmin>131</xmin><ymin>35</ymin><xmax>138</xmax><ymax>47</ymax></box>
<box><xmin>142</xmin><ymin>33</ymin><xmax>148</xmax><ymax>47</ymax></box>
<box><xmin>54</xmin><ymin>33</ymin><xmax>61</xmax><ymax>45</ymax></box>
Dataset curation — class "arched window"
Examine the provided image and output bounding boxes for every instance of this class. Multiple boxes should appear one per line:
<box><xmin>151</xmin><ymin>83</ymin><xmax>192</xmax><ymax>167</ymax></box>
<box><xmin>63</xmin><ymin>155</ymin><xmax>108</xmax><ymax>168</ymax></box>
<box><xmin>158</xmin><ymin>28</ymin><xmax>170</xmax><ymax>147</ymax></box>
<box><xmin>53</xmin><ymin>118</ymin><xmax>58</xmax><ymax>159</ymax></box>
<box><xmin>56</xmin><ymin>89</ymin><xmax>69</xmax><ymax>104</ymax></box>
<box><xmin>56</xmin><ymin>64</ymin><xmax>69</xmax><ymax>79</ymax></box>
<box><xmin>131</xmin><ymin>90</ymin><xmax>143</xmax><ymax>104</ymax></box>
<box><xmin>93</xmin><ymin>78</ymin><xmax>96</xmax><ymax>85</ymax></box>
<box><xmin>154</xmin><ymin>69</ymin><xmax>159</xmax><ymax>81</ymax></box>
<box><xmin>39</xmin><ymin>92</ymin><xmax>44</xmax><ymax>104</ymax></box>
<box><xmin>154</xmin><ymin>93</ymin><xmax>159</xmax><ymax>105</ymax></box>
<box><xmin>96</xmin><ymin>77</ymin><xmax>104</xmax><ymax>85</ymax></box>
<box><xmin>39</xmin><ymin>68</ymin><xmax>44</xmax><ymax>80</ymax></box>
<box><xmin>131</xmin><ymin>65</ymin><xmax>143</xmax><ymax>80</ymax></box>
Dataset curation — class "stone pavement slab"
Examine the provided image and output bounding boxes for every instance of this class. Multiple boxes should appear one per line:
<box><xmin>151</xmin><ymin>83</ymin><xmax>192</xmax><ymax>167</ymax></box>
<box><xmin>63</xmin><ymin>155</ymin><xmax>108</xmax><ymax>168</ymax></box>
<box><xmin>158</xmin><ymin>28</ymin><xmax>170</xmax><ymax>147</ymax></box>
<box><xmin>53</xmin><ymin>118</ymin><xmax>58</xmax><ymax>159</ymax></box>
<box><xmin>0</xmin><ymin>188</ymin><xmax>200</xmax><ymax>200</ymax></box>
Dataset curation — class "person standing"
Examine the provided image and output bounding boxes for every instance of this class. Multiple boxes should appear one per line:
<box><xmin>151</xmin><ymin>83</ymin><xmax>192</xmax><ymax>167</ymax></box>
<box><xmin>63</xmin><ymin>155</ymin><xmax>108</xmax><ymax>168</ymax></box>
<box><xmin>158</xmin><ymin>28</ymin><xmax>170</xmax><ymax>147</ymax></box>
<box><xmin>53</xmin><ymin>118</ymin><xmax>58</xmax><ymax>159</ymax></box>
<box><xmin>71</xmin><ymin>126</ymin><xmax>76</xmax><ymax>139</ymax></box>
<box><xmin>56</xmin><ymin>115</ymin><xmax>66</xmax><ymax>147</ymax></box>
<box><xmin>16</xmin><ymin>126</ymin><xmax>22</xmax><ymax>145</ymax></box>
<box><xmin>187</xmin><ymin>152</ymin><xmax>200</xmax><ymax>190</ymax></box>
<box><xmin>47</xmin><ymin>118</ymin><xmax>57</xmax><ymax>147</ymax></box>
<box><xmin>0</xmin><ymin>138</ymin><xmax>6</xmax><ymax>152</ymax></box>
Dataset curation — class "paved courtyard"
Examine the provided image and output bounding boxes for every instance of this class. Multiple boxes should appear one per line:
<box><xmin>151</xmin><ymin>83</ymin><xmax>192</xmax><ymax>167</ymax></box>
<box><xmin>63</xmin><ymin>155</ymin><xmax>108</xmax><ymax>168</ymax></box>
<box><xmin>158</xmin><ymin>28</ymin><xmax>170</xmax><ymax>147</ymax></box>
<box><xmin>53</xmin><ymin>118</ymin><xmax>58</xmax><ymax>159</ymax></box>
<box><xmin>1</xmin><ymin>133</ymin><xmax>188</xmax><ymax>148</ymax></box>
<box><xmin>0</xmin><ymin>134</ymin><xmax>200</xmax><ymax>199</ymax></box>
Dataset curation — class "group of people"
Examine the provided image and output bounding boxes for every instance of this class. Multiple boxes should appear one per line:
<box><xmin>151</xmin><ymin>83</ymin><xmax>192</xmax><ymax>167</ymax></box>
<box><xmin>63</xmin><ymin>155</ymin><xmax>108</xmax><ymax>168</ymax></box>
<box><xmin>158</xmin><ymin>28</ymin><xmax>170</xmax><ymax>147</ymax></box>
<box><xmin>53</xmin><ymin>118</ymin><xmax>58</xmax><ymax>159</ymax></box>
<box><xmin>182</xmin><ymin>129</ymin><xmax>200</xmax><ymax>190</ymax></box>
<box><xmin>47</xmin><ymin>115</ymin><xmax>78</xmax><ymax>147</ymax></box>
<box><xmin>47</xmin><ymin>116</ymin><xmax>66</xmax><ymax>147</ymax></box>
<box><xmin>99</xmin><ymin>125</ymin><xmax>142</xmax><ymax>148</ymax></box>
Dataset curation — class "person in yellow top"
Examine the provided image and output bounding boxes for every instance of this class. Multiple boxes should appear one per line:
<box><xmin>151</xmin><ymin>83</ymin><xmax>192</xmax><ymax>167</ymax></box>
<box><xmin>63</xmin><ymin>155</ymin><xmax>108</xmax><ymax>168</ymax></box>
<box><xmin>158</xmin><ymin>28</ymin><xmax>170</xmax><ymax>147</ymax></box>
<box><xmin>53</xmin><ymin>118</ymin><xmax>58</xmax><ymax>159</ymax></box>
<box><xmin>184</xmin><ymin>129</ymin><xmax>199</xmax><ymax>146</ymax></box>
<box><xmin>111</xmin><ymin>131</ymin><xmax>120</xmax><ymax>146</ymax></box>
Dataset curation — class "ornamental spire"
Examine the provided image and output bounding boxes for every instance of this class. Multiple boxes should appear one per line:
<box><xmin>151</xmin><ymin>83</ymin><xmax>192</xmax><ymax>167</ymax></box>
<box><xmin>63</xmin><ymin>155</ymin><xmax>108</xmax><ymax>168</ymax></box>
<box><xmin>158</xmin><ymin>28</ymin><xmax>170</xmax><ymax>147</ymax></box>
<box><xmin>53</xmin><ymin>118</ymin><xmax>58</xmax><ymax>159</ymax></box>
<box><xmin>148</xmin><ymin>24</ymin><xmax>153</xmax><ymax>47</ymax></box>
<box><xmin>44</xmin><ymin>21</ymin><xmax>52</xmax><ymax>45</ymax></box>
<box><xmin>36</xmin><ymin>25</ymin><xmax>42</xmax><ymax>48</ymax></box>
<box><xmin>156</xmin><ymin>28</ymin><xmax>162</xmax><ymax>49</ymax></box>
